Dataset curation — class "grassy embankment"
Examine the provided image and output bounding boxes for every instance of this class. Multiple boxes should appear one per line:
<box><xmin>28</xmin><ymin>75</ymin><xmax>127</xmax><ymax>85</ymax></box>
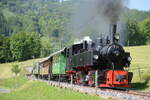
<box><xmin>125</xmin><ymin>45</ymin><xmax>150</xmax><ymax>90</ymax></box>
<box><xmin>0</xmin><ymin>59</ymin><xmax>104</xmax><ymax>100</ymax></box>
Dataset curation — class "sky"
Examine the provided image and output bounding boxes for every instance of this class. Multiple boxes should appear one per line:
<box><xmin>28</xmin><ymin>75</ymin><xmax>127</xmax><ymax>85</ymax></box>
<box><xmin>129</xmin><ymin>0</ymin><xmax>150</xmax><ymax>11</ymax></box>
<box><xmin>63</xmin><ymin>0</ymin><xmax>150</xmax><ymax>11</ymax></box>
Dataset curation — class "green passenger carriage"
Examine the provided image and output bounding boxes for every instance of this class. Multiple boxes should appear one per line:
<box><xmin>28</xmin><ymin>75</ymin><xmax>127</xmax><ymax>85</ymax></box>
<box><xmin>52</xmin><ymin>51</ymin><xmax>67</xmax><ymax>75</ymax></box>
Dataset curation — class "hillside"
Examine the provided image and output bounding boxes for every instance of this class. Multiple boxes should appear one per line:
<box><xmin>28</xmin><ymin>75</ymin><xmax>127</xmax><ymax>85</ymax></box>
<box><xmin>1</xmin><ymin>0</ymin><xmax>150</xmax><ymax>64</ymax></box>
<box><xmin>0</xmin><ymin>0</ymin><xmax>72</xmax><ymax>36</ymax></box>
<box><xmin>127</xmin><ymin>9</ymin><xmax>150</xmax><ymax>22</ymax></box>
<box><xmin>125</xmin><ymin>45</ymin><xmax>150</xmax><ymax>90</ymax></box>
<box><xmin>0</xmin><ymin>59</ymin><xmax>41</xmax><ymax>79</ymax></box>
<box><xmin>1</xmin><ymin>0</ymin><xmax>150</xmax><ymax>37</ymax></box>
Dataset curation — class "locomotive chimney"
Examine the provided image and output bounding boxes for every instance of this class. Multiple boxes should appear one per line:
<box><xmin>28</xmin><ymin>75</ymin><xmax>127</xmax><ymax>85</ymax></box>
<box><xmin>113</xmin><ymin>24</ymin><xmax>117</xmax><ymax>43</ymax></box>
<box><xmin>110</xmin><ymin>23</ymin><xmax>119</xmax><ymax>43</ymax></box>
<box><xmin>113</xmin><ymin>24</ymin><xmax>117</xmax><ymax>36</ymax></box>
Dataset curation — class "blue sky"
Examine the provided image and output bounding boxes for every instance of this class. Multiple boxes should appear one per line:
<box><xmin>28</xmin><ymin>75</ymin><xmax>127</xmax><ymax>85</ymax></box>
<box><xmin>129</xmin><ymin>0</ymin><xmax>150</xmax><ymax>11</ymax></box>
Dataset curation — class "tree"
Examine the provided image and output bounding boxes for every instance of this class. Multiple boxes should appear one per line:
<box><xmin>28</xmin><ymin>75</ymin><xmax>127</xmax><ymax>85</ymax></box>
<box><xmin>0</xmin><ymin>10</ymin><xmax>10</xmax><ymax>36</ymax></box>
<box><xmin>10</xmin><ymin>33</ymin><xmax>27</xmax><ymax>61</ymax></box>
<box><xmin>40</xmin><ymin>37</ymin><xmax>52</xmax><ymax>57</ymax></box>
<box><xmin>11</xmin><ymin>64</ymin><xmax>21</xmax><ymax>76</ymax></box>
<box><xmin>28</xmin><ymin>32</ymin><xmax>41</xmax><ymax>58</ymax></box>
<box><xmin>10</xmin><ymin>32</ymin><xmax>41</xmax><ymax>61</ymax></box>
<box><xmin>0</xmin><ymin>34</ymin><xmax>11</xmax><ymax>63</ymax></box>
<box><xmin>126</xmin><ymin>20</ymin><xmax>146</xmax><ymax>46</ymax></box>
<box><xmin>139</xmin><ymin>17</ymin><xmax>150</xmax><ymax>44</ymax></box>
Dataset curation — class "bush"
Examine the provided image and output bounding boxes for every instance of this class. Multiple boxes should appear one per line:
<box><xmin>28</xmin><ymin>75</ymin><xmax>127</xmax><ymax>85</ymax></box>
<box><xmin>11</xmin><ymin>64</ymin><xmax>21</xmax><ymax>76</ymax></box>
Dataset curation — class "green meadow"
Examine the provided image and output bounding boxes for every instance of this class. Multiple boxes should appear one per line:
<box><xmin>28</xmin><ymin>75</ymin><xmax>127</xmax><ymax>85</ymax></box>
<box><xmin>125</xmin><ymin>45</ymin><xmax>150</xmax><ymax>90</ymax></box>
<box><xmin>0</xmin><ymin>78</ymin><xmax>104</xmax><ymax>100</ymax></box>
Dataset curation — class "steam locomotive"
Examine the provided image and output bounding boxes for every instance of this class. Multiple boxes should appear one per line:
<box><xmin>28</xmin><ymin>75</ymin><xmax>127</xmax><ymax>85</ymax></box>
<box><xmin>32</xmin><ymin>24</ymin><xmax>133</xmax><ymax>88</ymax></box>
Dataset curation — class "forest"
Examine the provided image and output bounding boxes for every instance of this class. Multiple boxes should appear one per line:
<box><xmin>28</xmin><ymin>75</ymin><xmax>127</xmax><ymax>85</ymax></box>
<box><xmin>0</xmin><ymin>0</ymin><xmax>150</xmax><ymax>63</ymax></box>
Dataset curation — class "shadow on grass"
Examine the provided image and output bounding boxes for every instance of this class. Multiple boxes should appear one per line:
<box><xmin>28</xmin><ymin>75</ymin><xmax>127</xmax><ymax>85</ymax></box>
<box><xmin>131</xmin><ymin>75</ymin><xmax>150</xmax><ymax>90</ymax></box>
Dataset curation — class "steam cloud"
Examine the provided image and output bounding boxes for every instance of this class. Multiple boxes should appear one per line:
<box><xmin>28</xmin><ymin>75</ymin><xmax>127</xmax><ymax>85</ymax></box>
<box><xmin>70</xmin><ymin>0</ymin><xmax>128</xmax><ymax>39</ymax></box>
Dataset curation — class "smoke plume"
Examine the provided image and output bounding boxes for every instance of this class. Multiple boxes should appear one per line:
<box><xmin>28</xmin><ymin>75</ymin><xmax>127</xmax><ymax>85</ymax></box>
<box><xmin>70</xmin><ymin>0</ymin><xmax>128</xmax><ymax>39</ymax></box>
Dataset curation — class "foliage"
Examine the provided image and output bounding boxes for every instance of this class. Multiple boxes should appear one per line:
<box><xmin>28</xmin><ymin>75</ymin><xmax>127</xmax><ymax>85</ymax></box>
<box><xmin>126</xmin><ymin>20</ymin><xmax>146</xmax><ymax>46</ymax></box>
<box><xmin>127</xmin><ymin>9</ymin><xmax>150</xmax><ymax>22</ymax></box>
<box><xmin>10</xmin><ymin>32</ymin><xmax>41</xmax><ymax>61</ymax></box>
<box><xmin>0</xmin><ymin>34</ymin><xmax>11</xmax><ymax>63</ymax></box>
<box><xmin>0</xmin><ymin>10</ymin><xmax>10</xmax><ymax>36</ymax></box>
<box><xmin>0</xmin><ymin>0</ymin><xmax>73</xmax><ymax>62</ymax></box>
<box><xmin>0</xmin><ymin>0</ymin><xmax>150</xmax><ymax>63</ymax></box>
<box><xmin>11</xmin><ymin>64</ymin><xmax>21</xmax><ymax>76</ymax></box>
<box><xmin>0</xmin><ymin>0</ymin><xmax>72</xmax><ymax>36</ymax></box>
<box><xmin>40</xmin><ymin>37</ymin><xmax>52</xmax><ymax>57</ymax></box>
<box><xmin>121</xmin><ymin>9</ymin><xmax>150</xmax><ymax>46</ymax></box>
<box><xmin>139</xmin><ymin>17</ymin><xmax>150</xmax><ymax>44</ymax></box>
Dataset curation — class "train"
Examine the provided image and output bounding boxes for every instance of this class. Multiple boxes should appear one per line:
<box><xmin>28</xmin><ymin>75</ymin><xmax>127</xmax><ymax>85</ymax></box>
<box><xmin>31</xmin><ymin>24</ymin><xmax>133</xmax><ymax>88</ymax></box>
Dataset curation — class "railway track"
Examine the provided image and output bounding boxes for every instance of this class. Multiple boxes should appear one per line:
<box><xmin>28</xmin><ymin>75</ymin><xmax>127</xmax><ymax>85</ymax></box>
<box><xmin>128</xmin><ymin>91</ymin><xmax>150</xmax><ymax>98</ymax></box>
<box><xmin>100</xmin><ymin>88</ymin><xmax>150</xmax><ymax>98</ymax></box>
<box><xmin>101</xmin><ymin>89</ymin><xmax>150</xmax><ymax>99</ymax></box>
<box><xmin>27</xmin><ymin>75</ymin><xmax>150</xmax><ymax>100</ymax></box>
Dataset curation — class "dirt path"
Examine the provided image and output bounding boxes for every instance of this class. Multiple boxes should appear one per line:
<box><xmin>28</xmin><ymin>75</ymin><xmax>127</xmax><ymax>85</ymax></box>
<box><xmin>0</xmin><ymin>88</ymin><xmax>10</xmax><ymax>93</ymax></box>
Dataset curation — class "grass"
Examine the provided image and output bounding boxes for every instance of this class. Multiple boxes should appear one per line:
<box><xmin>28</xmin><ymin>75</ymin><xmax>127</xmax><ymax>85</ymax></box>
<box><xmin>125</xmin><ymin>45</ymin><xmax>150</xmax><ymax>90</ymax></box>
<box><xmin>0</xmin><ymin>77</ymin><xmax>104</xmax><ymax>100</ymax></box>
<box><xmin>0</xmin><ymin>76</ymin><xmax>28</xmax><ymax>90</ymax></box>
<box><xmin>0</xmin><ymin>59</ymin><xmax>41</xmax><ymax>79</ymax></box>
<box><xmin>0</xmin><ymin>59</ymin><xmax>105</xmax><ymax>100</ymax></box>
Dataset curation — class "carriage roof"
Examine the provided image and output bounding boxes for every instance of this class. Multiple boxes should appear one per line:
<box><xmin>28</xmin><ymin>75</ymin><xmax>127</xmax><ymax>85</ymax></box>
<box><xmin>39</xmin><ymin>48</ymin><xmax>66</xmax><ymax>64</ymax></box>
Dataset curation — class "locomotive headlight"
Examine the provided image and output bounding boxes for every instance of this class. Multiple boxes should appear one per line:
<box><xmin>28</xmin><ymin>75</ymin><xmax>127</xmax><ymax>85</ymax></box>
<box><xmin>94</xmin><ymin>55</ymin><xmax>99</xmax><ymax>60</ymax></box>
<box><xmin>128</xmin><ymin>57</ymin><xmax>132</xmax><ymax>61</ymax></box>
